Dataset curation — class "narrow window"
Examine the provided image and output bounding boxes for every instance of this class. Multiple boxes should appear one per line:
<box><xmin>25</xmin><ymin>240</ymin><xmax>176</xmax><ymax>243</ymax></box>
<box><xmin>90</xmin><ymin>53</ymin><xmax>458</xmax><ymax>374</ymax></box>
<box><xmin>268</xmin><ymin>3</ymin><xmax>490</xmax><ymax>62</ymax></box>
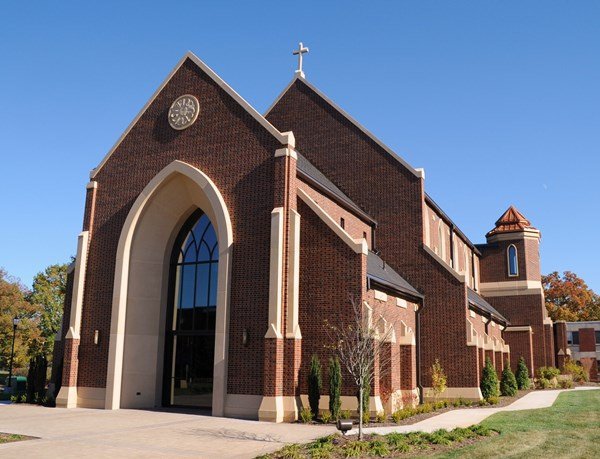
<box><xmin>572</xmin><ymin>331</ymin><xmax>580</xmax><ymax>345</ymax></box>
<box><xmin>595</xmin><ymin>330</ymin><xmax>600</xmax><ymax>345</ymax></box>
<box><xmin>363</xmin><ymin>231</ymin><xmax>367</xmax><ymax>240</ymax></box>
<box><xmin>340</xmin><ymin>217</ymin><xmax>345</xmax><ymax>229</ymax></box>
<box><xmin>507</xmin><ymin>244</ymin><xmax>518</xmax><ymax>277</ymax></box>
<box><xmin>438</xmin><ymin>223</ymin><xmax>446</xmax><ymax>260</ymax></box>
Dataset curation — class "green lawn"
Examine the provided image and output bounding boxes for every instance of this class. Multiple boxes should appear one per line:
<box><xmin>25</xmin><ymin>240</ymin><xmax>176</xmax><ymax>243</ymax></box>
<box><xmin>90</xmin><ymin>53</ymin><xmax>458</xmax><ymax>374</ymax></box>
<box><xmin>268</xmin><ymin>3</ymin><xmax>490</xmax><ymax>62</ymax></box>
<box><xmin>431</xmin><ymin>389</ymin><xmax>600</xmax><ymax>458</ymax></box>
<box><xmin>0</xmin><ymin>433</ymin><xmax>26</xmax><ymax>444</ymax></box>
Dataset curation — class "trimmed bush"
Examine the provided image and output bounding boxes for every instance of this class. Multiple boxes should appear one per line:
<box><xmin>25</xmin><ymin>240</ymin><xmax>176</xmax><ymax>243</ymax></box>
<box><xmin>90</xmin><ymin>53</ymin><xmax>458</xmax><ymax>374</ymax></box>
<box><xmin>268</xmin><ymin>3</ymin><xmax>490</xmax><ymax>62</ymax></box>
<box><xmin>486</xmin><ymin>395</ymin><xmax>499</xmax><ymax>405</ymax></box>
<box><xmin>308</xmin><ymin>354</ymin><xmax>322</xmax><ymax>418</ymax></box>
<box><xmin>299</xmin><ymin>406</ymin><xmax>313</xmax><ymax>423</ymax></box>
<box><xmin>375</xmin><ymin>411</ymin><xmax>386</xmax><ymax>423</ymax></box>
<box><xmin>537</xmin><ymin>377</ymin><xmax>551</xmax><ymax>389</ymax></box>
<box><xmin>362</xmin><ymin>411</ymin><xmax>370</xmax><ymax>426</ymax></box>
<box><xmin>559</xmin><ymin>378</ymin><xmax>574</xmax><ymax>389</ymax></box>
<box><xmin>500</xmin><ymin>360</ymin><xmax>518</xmax><ymax>396</ymax></box>
<box><xmin>480</xmin><ymin>357</ymin><xmax>500</xmax><ymax>400</ymax></box>
<box><xmin>431</xmin><ymin>358</ymin><xmax>447</xmax><ymax>400</ymax></box>
<box><xmin>563</xmin><ymin>360</ymin><xmax>589</xmax><ymax>383</ymax></box>
<box><xmin>328</xmin><ymin>357</ymin><xmax>342</xmax><ymax>420</ymax></box>
<box><xmin>538</xmin><ymin>366</ymin><xmax>560</xmax><ymax>380</ymax></box>
<box><xmin>515</xmin><ymin>356</ymin><xmax>531</xmax><ymax>390</ymax></box>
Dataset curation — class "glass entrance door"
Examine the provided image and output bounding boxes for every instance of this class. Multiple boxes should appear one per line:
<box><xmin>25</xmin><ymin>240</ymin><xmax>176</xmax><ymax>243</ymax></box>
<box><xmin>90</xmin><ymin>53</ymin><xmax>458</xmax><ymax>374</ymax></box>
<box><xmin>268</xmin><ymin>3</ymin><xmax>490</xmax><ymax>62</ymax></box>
<box><xmin>171</xmin><ymin>334</ymin><xmax>215</xmax><ymax>407</ymax></box>
<box><xmin>165</xmin><ymin>211</ymin><xmax>219</xmax><ymax>409</ymax></box>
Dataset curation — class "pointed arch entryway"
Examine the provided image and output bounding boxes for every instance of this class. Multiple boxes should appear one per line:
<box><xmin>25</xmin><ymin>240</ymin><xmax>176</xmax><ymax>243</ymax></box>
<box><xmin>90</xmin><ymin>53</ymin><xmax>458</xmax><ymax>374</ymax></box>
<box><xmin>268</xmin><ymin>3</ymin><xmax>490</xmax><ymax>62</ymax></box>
<box><xmin>104</xmin><ymin>160</ymin><xmax>233</xmax><ymax>416</ymax></box>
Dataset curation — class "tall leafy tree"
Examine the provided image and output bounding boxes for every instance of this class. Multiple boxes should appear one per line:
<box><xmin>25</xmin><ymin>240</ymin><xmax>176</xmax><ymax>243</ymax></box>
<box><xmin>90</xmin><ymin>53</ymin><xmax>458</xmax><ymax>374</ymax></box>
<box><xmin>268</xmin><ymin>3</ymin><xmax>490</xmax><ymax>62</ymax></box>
<box><xmin>542</xmin><ymin>271</ymin><xmax>600</xmax><ymax>321</ymax></box>
<box><xmin>0</xmin><ymin>269</ymin><xmax>41</xmax><ymax>373</ymax></box>
<box><xmin>26</xmin><ymin>263</ymin><xmax>68</xmax><ymax>358</ymax></box>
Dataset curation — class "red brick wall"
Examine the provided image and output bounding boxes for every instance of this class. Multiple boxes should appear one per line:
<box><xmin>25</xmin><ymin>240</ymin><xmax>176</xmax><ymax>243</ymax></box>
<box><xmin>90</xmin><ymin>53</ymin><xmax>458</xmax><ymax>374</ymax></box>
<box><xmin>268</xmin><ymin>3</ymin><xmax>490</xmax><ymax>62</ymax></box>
<box><xmin>485</xmin><ymin>295</ymin><xmax>547</xmax><ymax>371</ymax></box>
<box><xmin>479</xmin><ymin>237</ymin><xmax>540</xmax><ymax>283</ymax></box>
<box><xmin>54</xmin><ymin>269</ymin><xmax>74</xmax><ymax>389</ymax></box>
<box><xmin>544</xmin><ymin>323</ymin><xmax>555</xmax><ymax>367</ymax></box>
<box><xmin>579</xmin><ymin>328</ymin><xmax>596</xmax><ymax>352</ymax></box>
<box><xmin>297</xmin><ymin>199</ymin><xmax>365</xmax><ymax>396</ymax></box>
<box><xmin>267</xmin><ymin>79</ymin><xmax>480</xmax><ymax>390</ymax></box>
<box><xmin>298</xmin><ymin>180</ymin><xmax>371</xmax><ymax>246</ymax></box>
<box><xmin>504</xmin><ymin>330</ymin><xmax>534</xmax><ymax>377</ymax></box>
<box><xmin>76</xmin><ymin>58</ymin><xmax>282</xmax><ymax>393</ymax></box>
<box><xmin>553</xmin><ymin>322</ymin><xmax>568</xmax><ymax>368</ymax></box>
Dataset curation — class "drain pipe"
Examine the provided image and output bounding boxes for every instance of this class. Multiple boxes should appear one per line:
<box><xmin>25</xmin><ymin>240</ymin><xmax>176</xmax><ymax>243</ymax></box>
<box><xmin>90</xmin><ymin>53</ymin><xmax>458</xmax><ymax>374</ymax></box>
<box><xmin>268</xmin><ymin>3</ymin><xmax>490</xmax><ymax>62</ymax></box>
<box><xmin>416</xmin><ymin>297</ymin><xmax>425</xmax><ymax>404</ymax></box>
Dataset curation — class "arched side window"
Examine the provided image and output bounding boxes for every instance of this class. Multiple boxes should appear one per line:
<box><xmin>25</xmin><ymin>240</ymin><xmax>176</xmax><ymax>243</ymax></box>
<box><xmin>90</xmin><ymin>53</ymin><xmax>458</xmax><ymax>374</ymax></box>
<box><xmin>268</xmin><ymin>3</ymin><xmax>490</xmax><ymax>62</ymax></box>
<box><xmin>438</xmin><ymin>222</ymin><xmax>446</xmax><ymax>261</ymax></box>
<box><xmin>507</xmin><ymin>244</ymin><xmax>518</xmax><ymax>277</ymax></box>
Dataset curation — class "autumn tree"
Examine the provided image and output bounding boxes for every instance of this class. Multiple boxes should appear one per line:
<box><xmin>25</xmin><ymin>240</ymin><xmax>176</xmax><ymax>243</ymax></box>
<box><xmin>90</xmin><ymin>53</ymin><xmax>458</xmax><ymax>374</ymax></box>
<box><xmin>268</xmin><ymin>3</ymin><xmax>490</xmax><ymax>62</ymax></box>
<box><xmin>0</xmin><ymin>269</ymin><xmax>42</xmax><ymax>374</ymax></box>
<box><xmin>26</xmin><ymin>263</ymin><xmax>68</xmax><ymax>359</ymax></box>
<box><xmin>542</xmin><ymin>271</ymin><xmax>600</xmax><ymax>322</ymax></box>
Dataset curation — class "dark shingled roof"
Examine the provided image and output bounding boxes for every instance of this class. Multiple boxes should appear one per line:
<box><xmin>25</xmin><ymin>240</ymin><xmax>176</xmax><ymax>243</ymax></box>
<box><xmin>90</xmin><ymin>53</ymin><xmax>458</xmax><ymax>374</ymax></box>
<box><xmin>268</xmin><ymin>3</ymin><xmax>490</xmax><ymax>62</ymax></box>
<box><xmin>296</xmin><ymin>152</ymin><xmax>376</xmax><ymax>224</ymax></box>
<box><xmin>367</xmin><ymin>251</ymin><xmax>422</xmax><ymax>300</ymax></box>
<box><xmin>467</xmin><ymin>288</ymin><xmax>509</xmax><ymax>324</ymax></box>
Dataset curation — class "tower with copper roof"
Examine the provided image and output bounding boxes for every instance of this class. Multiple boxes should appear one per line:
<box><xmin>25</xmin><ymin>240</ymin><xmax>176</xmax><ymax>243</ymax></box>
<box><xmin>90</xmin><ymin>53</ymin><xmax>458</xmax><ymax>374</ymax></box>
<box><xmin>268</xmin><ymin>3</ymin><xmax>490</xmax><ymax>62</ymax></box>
<box><xmin>476</xmin><ymin>206</ymin><xmax>554</xmax><ymax>376</ymax></box>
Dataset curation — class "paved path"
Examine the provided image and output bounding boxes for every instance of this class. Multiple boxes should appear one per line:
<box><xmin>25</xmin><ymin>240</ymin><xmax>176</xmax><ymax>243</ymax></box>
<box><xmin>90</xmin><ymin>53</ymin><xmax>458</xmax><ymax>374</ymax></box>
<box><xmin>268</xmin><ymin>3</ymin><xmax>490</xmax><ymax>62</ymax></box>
<box><xmin>0</xmin><ymin>387</ymin><xmax>597</xmax><ymax>458</ymax></box>
<box><xmin>349</xmin><ymin>386</ymin><xmax>600</xmax><ymax>436</ymax></box>
<box><xmin>0</xmin><ymin>405</ymin><xmax>335</xmax><ymax>458</ymax></box>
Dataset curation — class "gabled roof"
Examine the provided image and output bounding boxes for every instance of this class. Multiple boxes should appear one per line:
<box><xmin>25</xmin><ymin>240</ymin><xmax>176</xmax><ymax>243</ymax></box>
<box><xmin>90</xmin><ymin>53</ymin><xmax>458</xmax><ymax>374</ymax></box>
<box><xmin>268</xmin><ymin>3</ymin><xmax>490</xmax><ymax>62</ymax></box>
<box><xmin>296</xmin><ymin>152</ymin><xmax>376</xmax><ymax>224</ymax></box>
<box><xmin>467</xmin><ymin>288</ymin><xmax>509</xmax><ymax>324</ymax></box>
<box><xmin>91</xmin><ymin>52</ymin><xmax>290</xmax><ymax>179</ymax></box>
<box><xmin>486</xmin><ymin>206</ymin><xmax>538</xmax><ymax>237</ymax></box>
<box><xmin>367</xmin><ymin>251</ymin><xmax>423</xmax><ymax>300</ymax></box>
<box><xmin>266</xmin><ymin>75</ymin><xmax>423</xmax><ymax>179</ymax></box>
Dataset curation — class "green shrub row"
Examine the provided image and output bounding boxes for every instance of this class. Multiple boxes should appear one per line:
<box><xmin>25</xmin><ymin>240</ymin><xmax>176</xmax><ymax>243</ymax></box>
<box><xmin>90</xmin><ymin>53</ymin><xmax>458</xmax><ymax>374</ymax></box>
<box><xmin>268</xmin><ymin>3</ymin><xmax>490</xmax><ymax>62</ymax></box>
<box><xmin>260</xmin><ymin>425</ymin><xmax>495</xmax><ymax>458</ymax></box>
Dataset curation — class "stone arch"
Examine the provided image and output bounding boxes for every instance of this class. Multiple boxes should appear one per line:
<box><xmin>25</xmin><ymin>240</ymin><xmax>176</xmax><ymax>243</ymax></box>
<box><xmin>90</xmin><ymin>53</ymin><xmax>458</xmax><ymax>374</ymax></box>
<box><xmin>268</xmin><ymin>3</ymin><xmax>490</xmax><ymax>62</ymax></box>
<box><xmin>105</xmin><ymin>160</ymin><xmax>233</xmax><ymax>416</ymax></box>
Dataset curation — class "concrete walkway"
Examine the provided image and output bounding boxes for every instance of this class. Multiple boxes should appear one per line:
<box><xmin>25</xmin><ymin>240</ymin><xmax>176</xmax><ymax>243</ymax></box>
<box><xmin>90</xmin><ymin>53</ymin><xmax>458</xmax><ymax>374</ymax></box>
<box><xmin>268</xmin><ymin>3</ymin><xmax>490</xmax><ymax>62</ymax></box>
<box><xmin>0</xmin><ymin>387</ymin><xmax>597</xmax><ymax>458</ymax></box>
<box><xmin>0</xmin><ymin>405</ymin><xmax>335</xmax><ymax>458</ymax></box>
<box><xmin>348</xmin><ymin>386</ymin><xmax>600</xmax><ymax>436</ymax></box>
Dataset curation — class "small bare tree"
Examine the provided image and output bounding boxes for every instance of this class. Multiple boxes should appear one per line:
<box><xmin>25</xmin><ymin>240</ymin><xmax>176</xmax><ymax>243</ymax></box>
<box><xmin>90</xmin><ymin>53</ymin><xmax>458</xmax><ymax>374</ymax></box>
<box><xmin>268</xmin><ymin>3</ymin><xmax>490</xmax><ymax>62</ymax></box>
<box><xmin>325</xmin><ymin>295</ymin><xmax>398</xmax><ymax>440</ymax></box>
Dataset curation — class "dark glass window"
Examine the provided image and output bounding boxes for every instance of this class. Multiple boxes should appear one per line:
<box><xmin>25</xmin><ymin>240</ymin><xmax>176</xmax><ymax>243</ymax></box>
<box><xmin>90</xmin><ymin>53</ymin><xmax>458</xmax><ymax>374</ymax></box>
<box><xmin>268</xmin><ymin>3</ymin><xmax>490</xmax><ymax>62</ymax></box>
<box><xmin>595</xmin><ymin>331</ymin><xmax>600</xmax><ymax>345</ymax></box>
<box><xmin>508</xmin><ymin>245</ymin><xmax>518</xmax><ymax>277</ymax></box>
<box><xmin>572</xmin><ymin>331</ymin><xmax>580</xmax><ymax>345</ymax></box>
<box><xmin>340</xmin><ymin>217</ymin><xmax>345</xmax><ymax>229</ymax></box>
<box><xmin>173</xmin><ymin>213</ymin><xmax>219</xmax><ymax>332</ymax></box>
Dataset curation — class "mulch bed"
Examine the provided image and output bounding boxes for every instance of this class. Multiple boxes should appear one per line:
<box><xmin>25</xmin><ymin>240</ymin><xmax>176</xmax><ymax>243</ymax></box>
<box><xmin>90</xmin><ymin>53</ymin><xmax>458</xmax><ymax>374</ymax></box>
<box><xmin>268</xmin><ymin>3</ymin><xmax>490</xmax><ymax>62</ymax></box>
<box><xmin>300</xmin><ymin>390</ymin><xmax>534</xmax><ymax>428</ymax></box>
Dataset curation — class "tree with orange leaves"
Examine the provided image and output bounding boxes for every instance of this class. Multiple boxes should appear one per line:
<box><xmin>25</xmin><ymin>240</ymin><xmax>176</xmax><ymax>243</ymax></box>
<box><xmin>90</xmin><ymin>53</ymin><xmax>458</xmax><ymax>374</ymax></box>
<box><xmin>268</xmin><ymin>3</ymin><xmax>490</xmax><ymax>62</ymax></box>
<box><xmin>542</xmin><ymin>271</ymin><xmax>600</xmax><ymax>321</ymax></box>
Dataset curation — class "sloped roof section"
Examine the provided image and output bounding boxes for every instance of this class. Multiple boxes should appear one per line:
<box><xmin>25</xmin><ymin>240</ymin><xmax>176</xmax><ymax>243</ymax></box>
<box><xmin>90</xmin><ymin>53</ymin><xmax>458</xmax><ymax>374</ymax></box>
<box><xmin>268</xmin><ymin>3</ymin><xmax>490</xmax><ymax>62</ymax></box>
<box><xmin>367</xmin><ymin>251</ymin><xmax>422</xmax><ymax>300</ymax></box>
<box><xmin>266</xmin><ymin>76</ymin><xmax>423</xmax><ymax>179</ymax></box>
<box><xmin>91</xmin><ymin>52</ymin><xmax>289</xmax><ymax>179</ymax></box>
<box><xmin>296</xmin><ymin>152</ymin><xmax>376</xmax><ymax>224</ymax></box>
<box><xmin>467</xmin><ymin>288</ymin><xmax>509</xmax><ymax>324</ymax></box>
<box><xmin>486</xmin><ymin>206</ymin><xmax>538</xmax><ymax>237</ymax></box>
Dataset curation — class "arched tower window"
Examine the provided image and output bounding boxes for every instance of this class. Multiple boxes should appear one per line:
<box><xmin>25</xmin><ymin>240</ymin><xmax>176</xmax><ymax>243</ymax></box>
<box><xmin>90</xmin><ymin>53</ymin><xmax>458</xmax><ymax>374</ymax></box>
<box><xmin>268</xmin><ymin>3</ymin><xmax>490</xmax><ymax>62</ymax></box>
<box><xmin>507</xmin><ymin>244</ymin><xmax>518</xmax><ymax>277</ymax></box>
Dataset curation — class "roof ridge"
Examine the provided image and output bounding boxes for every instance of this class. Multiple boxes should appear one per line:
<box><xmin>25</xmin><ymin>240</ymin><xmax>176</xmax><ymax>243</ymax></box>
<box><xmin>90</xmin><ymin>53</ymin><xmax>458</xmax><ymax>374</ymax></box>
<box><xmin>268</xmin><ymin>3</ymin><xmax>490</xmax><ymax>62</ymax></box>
<box><xmin>91</xmin><ymin>51</ymin><xmax>289</xmax><ymax>179</ymax></box>
<box><xmin>266</xmin><ymin>76</ymin><xmax>423</xmax><ymax>179</ymax></box>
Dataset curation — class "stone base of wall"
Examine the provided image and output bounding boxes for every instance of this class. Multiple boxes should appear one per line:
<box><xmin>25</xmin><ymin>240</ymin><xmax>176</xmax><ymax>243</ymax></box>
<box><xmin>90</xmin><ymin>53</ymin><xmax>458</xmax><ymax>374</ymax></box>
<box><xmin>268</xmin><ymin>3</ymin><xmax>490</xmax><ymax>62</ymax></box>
<box><xmin>422</xmin><ymin>386</ymin><xmax>482</xmax><ymax>402</ymax></box>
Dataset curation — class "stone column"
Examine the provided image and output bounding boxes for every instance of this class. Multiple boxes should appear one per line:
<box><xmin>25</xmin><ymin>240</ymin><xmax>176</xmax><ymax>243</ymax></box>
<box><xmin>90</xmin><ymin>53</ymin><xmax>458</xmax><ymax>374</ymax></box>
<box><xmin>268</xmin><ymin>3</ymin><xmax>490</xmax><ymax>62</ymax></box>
<box><xmin>259</xmin><ymin>133</ymin><xmax>299</xmax><ymax>422</ymax></box>
<box><xmin>56</xmin><ymin>230</ymin><xmax>90</xmax><ymax>408</ymax></box>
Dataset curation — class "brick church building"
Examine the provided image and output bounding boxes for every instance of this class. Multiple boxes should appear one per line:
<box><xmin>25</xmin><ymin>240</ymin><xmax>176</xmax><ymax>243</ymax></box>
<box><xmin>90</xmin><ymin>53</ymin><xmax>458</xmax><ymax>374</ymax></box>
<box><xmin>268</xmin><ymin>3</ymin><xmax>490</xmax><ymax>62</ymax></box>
<box><xmin>52</xmin><ymin>51</ymin><xmax>554</xmax><ymax>422</ymax></box>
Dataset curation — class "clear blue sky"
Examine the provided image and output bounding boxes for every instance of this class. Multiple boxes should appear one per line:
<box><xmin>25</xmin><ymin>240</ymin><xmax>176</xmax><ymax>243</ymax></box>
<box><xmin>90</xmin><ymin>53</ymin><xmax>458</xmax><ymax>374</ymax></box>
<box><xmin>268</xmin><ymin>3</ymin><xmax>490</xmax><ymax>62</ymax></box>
<box><xmin>1</xmin><ymin>1</ymin><xmax>598</xmax><ymax>291</ymax></box>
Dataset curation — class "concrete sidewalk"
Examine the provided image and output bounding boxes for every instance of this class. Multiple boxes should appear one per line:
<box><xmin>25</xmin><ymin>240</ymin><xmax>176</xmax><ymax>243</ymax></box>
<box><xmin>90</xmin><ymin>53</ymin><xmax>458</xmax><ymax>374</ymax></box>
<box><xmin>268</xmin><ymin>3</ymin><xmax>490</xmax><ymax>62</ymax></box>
<box><xmin>0</xmin><ymin>404</ymin><xmax>335</xmax><ymax>458</ymax></box>
<box><xmin>0</xmin><ymin>387</ymin><xmax>597</xmax><ymax>458</ymax></box>
<box><xmin>349</xmin><ymin>386</ymin><xmax>600</xmax><ymax>436</ymax></box>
